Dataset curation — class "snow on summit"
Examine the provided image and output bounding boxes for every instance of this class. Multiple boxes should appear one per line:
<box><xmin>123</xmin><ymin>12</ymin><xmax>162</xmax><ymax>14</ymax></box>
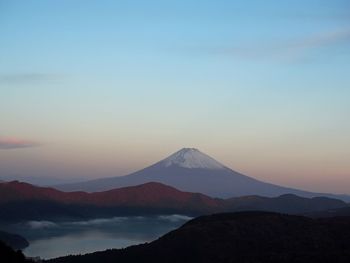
<box><xmin>159</xmin><ymin>148</ymin><xmax>226</xmax><ymax>170</ymax></box>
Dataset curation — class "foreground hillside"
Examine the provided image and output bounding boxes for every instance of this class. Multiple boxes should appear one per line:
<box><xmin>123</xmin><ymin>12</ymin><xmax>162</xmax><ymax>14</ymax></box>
<box><xmin>48</xmin><ymin>212</ymin><xmax>350</xmax><ymax>263</ymax></box>
<box><xmin>0</xmin><ymin>241</ymin><xmax>32</xmax><ymax>263</ymax></box>
<box><xmin>0</xmin><ymin>181</ymin><xmax>347</xmax><ymax>222</ymax></box>
<box><xmin>307</xmin><ymin>206</ymin><xmax>350</xmax><ymax>218</ymax></box>
<box><xmin>0</xmin><ymin>230</ymin><xmax>29</xmax><ymax>250</ymax></box>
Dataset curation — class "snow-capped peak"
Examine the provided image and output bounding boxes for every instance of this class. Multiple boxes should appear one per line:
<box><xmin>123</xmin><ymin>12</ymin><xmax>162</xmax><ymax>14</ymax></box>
<box><xmin>159</xmin><ymin>148</ymin><xmax>226</xmax><ymax>170</ymax></box>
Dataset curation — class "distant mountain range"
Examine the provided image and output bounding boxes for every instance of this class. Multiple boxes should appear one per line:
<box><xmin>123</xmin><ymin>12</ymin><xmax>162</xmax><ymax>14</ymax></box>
<box><xmin>47</xmin><ymin>212</ymin><xmax>350</xmax><ymax>263</ymax></box>
<box><xmin>55</xmin><ymin>148</ymin><xmax>350</xmax><ymax>201</ymax></box>
<box><xmin>0</xmin><ymin>180</ymin><xmax>347</xmax><ymax>222</ymax></box>
<box><xmin>0</xmin><ymin>181</ymin><xmax>218</xmax><ymax>221</ymax></box>
<box><xmin>0</xmin><ymin>175</ymin><xmax>83</xmax><ymax>187</ymax></box>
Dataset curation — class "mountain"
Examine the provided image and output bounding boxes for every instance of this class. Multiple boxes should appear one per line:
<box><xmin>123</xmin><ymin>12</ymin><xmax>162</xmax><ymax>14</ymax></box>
<box><xmin>306</xmin><ymin>206</ymin><xmax>350</xmax><ymax>218</ymax></box>
<box><xmin>0</xmin><ymin>181</ymin><xmax>219</xmax><ymax>221</ymax></box>
<box><xmin>0</xmin><ymin>180</ymin><xmax>217</xmax><ymax>208</ymax></box>
<box><xmin>0</xmin><ymin>231</ymin><xmax>29</xmax><ymax>250</ymax></box>
<box><xmin>0</xmin><ymin>241</ymin><xmax>32</xmax><ymax>263</ymax></box>
<box><xmin>55</xmin><ymin>148</ymin><xmax>350</xmax><ymax>201</ymax></box>
<box><xmin>0</xmin><ymin>181</ymin><xmax>347</xmax><ymax>222</ymax></box>
<box><xmin>225</xmin><ymin>194</ymin><xmax>348</xmax><ymax>214</ymax></box>
<box><xmin>0</xmin><ymin>175</ymin><xmax>83</xmax><ymax>187</ymax></box>
<box><xmin>47</xmin><ymin>212</ymin><xmax>350</xmax><ymax>263</ymax></box>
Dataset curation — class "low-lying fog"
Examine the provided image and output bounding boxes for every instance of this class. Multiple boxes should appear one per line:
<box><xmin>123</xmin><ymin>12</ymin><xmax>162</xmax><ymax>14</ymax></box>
<box><xmin>3</xmin><ymin>215</ymin><xmax>192</xmax><ymax>259</ymax></box>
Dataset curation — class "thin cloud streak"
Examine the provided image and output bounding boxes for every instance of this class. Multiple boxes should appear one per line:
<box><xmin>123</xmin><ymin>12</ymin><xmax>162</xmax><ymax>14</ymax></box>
<box><xmin>195</xmin><ymin>28</ymin><xmax>350</xmax><ymax>63</ymax></box>
<box><xmin>0</xmin><ymin>137</ymin><xmax>41</xmax><ymax>150</ymax></box>
<box><xmin>0</xmin><ymin>73</ymin><xmax>63</xmax><ymax>85</ymax></box>
<box><xmin>290</xmin><ymin>28</ymin><xmax>350</xmax><ymax>50</ymax></box>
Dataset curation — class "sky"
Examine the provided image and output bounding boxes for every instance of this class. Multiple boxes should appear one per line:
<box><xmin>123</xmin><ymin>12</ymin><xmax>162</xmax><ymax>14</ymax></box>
<box><xmin>0</xmin><ymin>0</ymin><xmax>349</xmax><ymax>193</ymax></box>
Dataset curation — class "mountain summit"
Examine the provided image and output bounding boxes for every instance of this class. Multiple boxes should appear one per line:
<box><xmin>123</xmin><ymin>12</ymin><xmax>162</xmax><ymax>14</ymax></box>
<box><xmin>55</xmin><ymin>148</ymin><xmax>348</xmax><ymax>201</ymax></box>
<box><xmin>159</xmin><ymin>148</ymin><xmax>225</xmax><ymax>170</ymax></box>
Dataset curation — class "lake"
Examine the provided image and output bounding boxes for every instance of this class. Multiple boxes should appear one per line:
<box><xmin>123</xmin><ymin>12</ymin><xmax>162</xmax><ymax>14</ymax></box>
<box><xmin>3</xmin><ymin>215</ymin><xmax>192</xmax><ymax>259</ymax></box>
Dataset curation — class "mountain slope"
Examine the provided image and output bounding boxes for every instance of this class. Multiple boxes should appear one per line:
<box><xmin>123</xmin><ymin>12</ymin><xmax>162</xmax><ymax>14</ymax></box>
<box><xmin>226</xmin><ymin>194</ymin><xmax>348</xmax><ymax>214</ymax></box>
<box><xmin>0</xmin><ymin>231</ymin><xmax>29</xmax><ymax>250</ymax></box>
<box><xmin>0</xmin><ymin>180</ymin><xmax>219</xmax><ymax>210</ymax></box>
<box><xmin>0</xmin><ymin>181</ymin><xmax>221</xmax><ymax>221</ymax></box>
<box><xmin>47</xmin><ymin>212</ymin><xmax>350</xmax><ymax>263</ymax></box>
<box><xmin>55</xmin><ymin>148</ymin><xmax>350</xmax><ymax>201</ymax></box>
<box><xmin>0</xmin><ymin>241</ymin><xmax>32</xmax><ymax>263</ymax></box>
<box><xmin>306</xmin><ymin>206</ymin><xmax>350</xmax><ymax>218</ymax></box>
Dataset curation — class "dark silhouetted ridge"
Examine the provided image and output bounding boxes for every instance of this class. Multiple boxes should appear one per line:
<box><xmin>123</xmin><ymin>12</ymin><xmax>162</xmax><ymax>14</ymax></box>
<box><xmin>0</xmin><ymin>231</ymin><xmax>29</xmax><ymax>250</ymax></box>
<box><xmin>47</xmin><ymin>212</ymin><xmax>350</xmax><ymax>263</ymax></box>
<box><xmin>0</xmin><ymin>241</ymin><xmax>33</xmax><ymax>263</ymax></box>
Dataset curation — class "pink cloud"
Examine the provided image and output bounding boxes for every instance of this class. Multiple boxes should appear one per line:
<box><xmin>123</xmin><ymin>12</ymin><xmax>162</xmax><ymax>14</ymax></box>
<box><xmin>0</xmin><ymin>137</ymin><xmax>40</xmax><ymax>150</ymax></box>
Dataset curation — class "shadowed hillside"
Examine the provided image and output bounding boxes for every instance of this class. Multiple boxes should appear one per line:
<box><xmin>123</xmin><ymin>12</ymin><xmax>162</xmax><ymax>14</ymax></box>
<box><xmin>0</xmin><ymin>241</ymin><xmax>33</xmax><ymax>263</ymax></box>
<box><xmin>47</xmin><ymin>212</ymin><xmax>350</xmax><ymax>263</ymax></box>
<box><xmin>0</xmin><ymin>231</ymin><xmax>29</xmax><ymax>250</ymax></box>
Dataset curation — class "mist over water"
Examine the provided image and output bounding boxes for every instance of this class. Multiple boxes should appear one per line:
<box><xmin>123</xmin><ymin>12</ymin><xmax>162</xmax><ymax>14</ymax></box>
<box><xmin>3</xmin><ymin>215</ymin><xmax>192</xmax><ymax>259</ymax></box>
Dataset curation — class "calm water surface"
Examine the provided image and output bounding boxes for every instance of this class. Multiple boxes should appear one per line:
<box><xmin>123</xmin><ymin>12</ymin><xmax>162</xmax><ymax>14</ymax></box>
<box><xmin>3</xmin><ymin>215</ymin><xmax>191</xmax><ymax>259</ymax></box>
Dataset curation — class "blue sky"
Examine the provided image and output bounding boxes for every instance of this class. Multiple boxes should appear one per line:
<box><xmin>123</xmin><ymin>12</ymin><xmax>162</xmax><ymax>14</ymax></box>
<box><xmin>0</xmin><ymin>0</ymin><xmax>350</xmax><ymax>193</ymax></box>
